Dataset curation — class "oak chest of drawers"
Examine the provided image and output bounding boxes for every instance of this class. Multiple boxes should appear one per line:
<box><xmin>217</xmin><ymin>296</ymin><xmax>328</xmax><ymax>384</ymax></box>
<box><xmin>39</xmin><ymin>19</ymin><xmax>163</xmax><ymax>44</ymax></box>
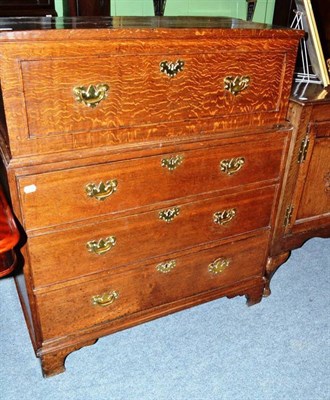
<box><xmin>0</xmin><ymin>16</ymin><xmax>302</xmax><ymax>377</ymax></box>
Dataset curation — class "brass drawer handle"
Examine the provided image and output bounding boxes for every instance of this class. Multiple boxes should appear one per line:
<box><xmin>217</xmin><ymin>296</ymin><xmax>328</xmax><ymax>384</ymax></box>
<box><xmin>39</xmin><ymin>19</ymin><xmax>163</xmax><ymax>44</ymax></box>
<box><xmin>213</xmin><ymin>208</ymin><xmax>236</xmax><ymax>226</ymax></box>
<box><xmin>85</xmin><ymin>180</ymin><xmax>118</xmax><ymax>201</ymax></box>
<box><xmin>160</xmin><ymin>60</ymin><xmax>185</xmax><ymax>78</ymax></box>
<box><xmin>73</xmin><ymin>83</ymin><xmax>109</xmax><ymax>108</ymax></box>
<box><xmin>86</xmin><ymin>236</ymin><xmax>117</xmax><ymax>255</ymax></box>
<box><xmin>156</xmin><ymin>260</ymin><xmax>176</xmax><ymax>273</ymax></box>
<box><xmin>159</xmin><ymin>207</ymin><xmax>180</xmax><ymax>223</ymax></box>
<box><xmin>220</xmin><ymin>157</ymin><xmax>245</xmax><ymax>176</ymax></box>
<box><xmin>224</xmin><ymin>76</ymin><xmax>250</xmax><ymax>96</ymax></box>
<box><xmin>208</xmin><ymin>257</ymin><xmax>230</xmax><ymax>275</ymax></box>
<box><xmin>92</xmin><ymin>290</ymin><xmax>119</xmax><ymax>307</ymax></box>
<box><xmin>161</xmin><ymin>155</ymin><xmax>184</xmax><ymax>171</ymax></box>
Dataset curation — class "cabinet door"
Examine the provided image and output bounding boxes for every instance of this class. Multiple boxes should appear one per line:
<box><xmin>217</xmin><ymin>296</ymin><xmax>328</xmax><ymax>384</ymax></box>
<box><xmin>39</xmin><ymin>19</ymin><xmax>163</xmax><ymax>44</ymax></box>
<box><xmin>271</xmin><ymin>108</ymin><xmax>330</xmax><ymax>256</ymax></box>
<box><xmin>296</xmin><ymin>137</ymin><xmax>330</xmax><ymax>220</ymax></box>
<box><xmin>284</xmin><ymin>120</ymin><xmax>330</xmax><ymax>241</ymax></box>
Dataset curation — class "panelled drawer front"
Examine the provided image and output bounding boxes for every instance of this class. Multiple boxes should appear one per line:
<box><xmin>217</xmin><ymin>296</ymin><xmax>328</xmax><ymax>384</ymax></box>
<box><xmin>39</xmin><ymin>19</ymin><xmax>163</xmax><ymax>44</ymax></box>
<box><xmin>18</xmin><ymin>135</ymin><xmax>285</xmax><ymax>230</ymax></box>
<box><xmin>21</xmin><ymin>51</ymin><xmax>286</xmax><ymax>137</ymax></box>
<box><xmin>29</xmin><ymin>185</ymin><xmax>275</xmax><ymax>287</ymax></box>
<box><xmin>36</xmin><ymin>233</ymin><xmax>269</xmax><ymax>340</ymax></box>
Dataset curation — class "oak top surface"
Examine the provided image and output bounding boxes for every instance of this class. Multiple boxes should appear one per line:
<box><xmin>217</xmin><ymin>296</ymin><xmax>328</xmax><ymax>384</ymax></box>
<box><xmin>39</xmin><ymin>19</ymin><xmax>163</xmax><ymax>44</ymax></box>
<box><xmin>0</xmin><ymin>16</ymin><xmax>303</xmax><ymax>41</ymax></box>
<box><xmin>0</xmin><ymin>16</ymin><xmax>279</xmax><ymax>30</ymax></box>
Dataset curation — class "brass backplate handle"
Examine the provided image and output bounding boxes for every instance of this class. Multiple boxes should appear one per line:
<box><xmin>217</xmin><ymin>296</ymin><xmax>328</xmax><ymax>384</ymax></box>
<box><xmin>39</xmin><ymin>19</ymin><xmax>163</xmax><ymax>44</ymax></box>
<box><xmin>161</xmin><ymin>155</ymin><xmax>184</xmax><ymax>171</ymax></box>
<box><xmin>92</xmin><ymin>290</ymin><xmax>119</xmax><ymax>307</ymax></box>
<box><xmin>156</xmin><ymin>260</ymin><xmax>176</xmax><ymax>273</ymax></box>
<box><xmin>208</xmin><ymin>257</ymin><xmax>230</xmax><ymax>275</ymax></box>
<box><xmin>220</xmin><ymin>157</ymin><xmax>245</xmax><ymax>176</ymax></box>
<box><xmin>86</xmin><ymin>236</ymin><xmax>117</xmax><ymax>255</ymax></box>
<box><xmin>73</xmin><ymin>83</ymin><xmax>109</xmax><ymax>108</ymax></box>
<box><xmin>159</xmin><ymin>207</ymin><xmax>180</xmax><ymax>222</ymax></box>
<box><xmin>224</xmin><ymin>76</ymin><xmax>250</xmax><ymax>96</ymax></box>
<box><xmin>213</xmin><ymin>208</ymin><xmax>237</xmax><ymax>226</ymax></box>
<box><xmin>160</xmin><ymin>60</ymin><xmax>185</xmax><ymax>78</ymax></box>
<box><xmin>85</xmin><ymin>180</ymin><xmax>118</xmax><ymax>201</ymax></box>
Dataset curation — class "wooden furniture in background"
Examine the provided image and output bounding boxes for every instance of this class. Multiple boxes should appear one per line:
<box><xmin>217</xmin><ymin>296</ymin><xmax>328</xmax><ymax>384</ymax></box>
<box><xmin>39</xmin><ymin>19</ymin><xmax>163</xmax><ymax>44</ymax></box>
<box><xmin>0</xmin><ymin>0</ymin><xmax>56</xmax><ymax>17</ymax></box>
<box><xmin>153</xmin><ymin>0</ymin><xmax>167</xmax><ymax>16</ymax></box>
<box><xmin>0</xmin><ymin>16</ymin><xmax>302</xmax><ymax>377</ymax></box>
<box><xmin>67</xmin><ymin>0</ymin><xmax>110</xmax><ymax>16</ymax></box>
<box><xmin>266</xmin><ymin>84</ymin><xmax>330</xmax><ymax>292</ymax></box>
<box><xmin>264</xmin><ymin>0</ymin><xmax>330</xmax><ymax>293</ymax></box>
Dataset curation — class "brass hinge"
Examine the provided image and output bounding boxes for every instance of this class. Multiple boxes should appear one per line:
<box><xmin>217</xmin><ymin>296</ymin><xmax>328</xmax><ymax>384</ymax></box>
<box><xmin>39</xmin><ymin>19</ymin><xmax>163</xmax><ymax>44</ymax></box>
<box><xmin>297</xmin><ymin>135</ymin><xmax>310</xmax><ymax>164</ymax></box>
<box><xmin>284</xmin><ymin>205</ymin><xmax>294</xmax><ymax>227</ymax></box>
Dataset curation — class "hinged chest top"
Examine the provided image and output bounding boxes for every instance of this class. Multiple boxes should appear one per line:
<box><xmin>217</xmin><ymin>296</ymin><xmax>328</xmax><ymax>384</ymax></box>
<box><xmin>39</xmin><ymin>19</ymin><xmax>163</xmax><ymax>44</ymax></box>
<box><xmin>0</xmin><ymin>15</ymin><xmax>302</xmax><ymax>34</ymax></box>
<box><xmin>0</xmin><ymin>16</ymin><xmax>302</xmax><ymax>163</ymax></box>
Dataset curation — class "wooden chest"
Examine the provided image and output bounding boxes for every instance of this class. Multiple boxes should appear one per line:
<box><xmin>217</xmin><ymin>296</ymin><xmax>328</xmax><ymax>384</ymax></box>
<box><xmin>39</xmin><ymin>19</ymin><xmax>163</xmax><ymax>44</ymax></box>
<box><xmin>0</xmin><ymin>16</ymin><xmax>302</xmax><ymax>377</ymax></box>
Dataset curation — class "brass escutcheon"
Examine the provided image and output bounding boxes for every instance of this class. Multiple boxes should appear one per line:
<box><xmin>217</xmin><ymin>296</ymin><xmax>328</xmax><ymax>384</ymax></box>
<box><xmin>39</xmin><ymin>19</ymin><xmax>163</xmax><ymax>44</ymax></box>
<box><xmin>213</xmin><ymin>208</ymin><xmax>237</xmax><ymax>226</ymax></box>
<box><xmin>86</xmin><ymin>236</ymin><xmax>117</xmax><ymax>255</ymax></box>
<box><xmin>156</xmin><ymin>260</ymin><xmax>176</xmax><ymax>273</ymax></box>
<box><xmin>85</xmin><ymin>180</ymin><xmax>118</xmax><ymax>201</ymax></box>
<box><xmin>92</xmin><ymin>290</ymin><xmax>119</xmax><ymax>307</ymax></box>
<box><xmin>220</xmin><ymin>157</ymin><xmax>245</xmax><ymax>176</ymax></box>
<box><xmin>159</xmin><ymin>207</ymin><xmax>180</xmax><ymax>223</ymax></box>
<box><xmin>224</xmin><ymin>75</ymin><xmax>250</xmax><ymax>96</ymax></box>
<box><xmin>284</xmin><ymin>205</ymin><xmax>294</xmax><ymax>228</ymax></box>
<box><xmin>208</xmin><ymin>257</ymin><xmax>230</xmax><ymax>275</ymax></box>
<box><xmin>161</xmin><ymin>155</ymin><xmax>184</xmax><ymax>171</ymax></box>
<box><xmin>160</xmin><ymin>60</ymin><xmax>185</xmax><ymax>78</ymax></box>
<box><xmin>73</xmin><ymin>83</ymin><xmax>109</xmax><ymax>108</ymax></box>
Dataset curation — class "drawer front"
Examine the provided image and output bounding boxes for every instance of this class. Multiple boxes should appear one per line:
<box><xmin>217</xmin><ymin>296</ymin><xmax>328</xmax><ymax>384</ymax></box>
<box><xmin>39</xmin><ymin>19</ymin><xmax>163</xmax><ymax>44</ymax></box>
<box><xmin>18</xmin><ymin>134</ymin><xmax>285</xmax><ymax>230</ymax></box>
<box><xmin>21</xmin><ymin>51</ymin><xmax>286</xmax><ymax>138</ymax></box>
<box><xmin>29</xmin><ymin>186</ymin><xmax>275</xmax><ymax>287</ymax></box>
<box><xmin>36</xmin><ymin>233</ymin><xmax>269</xmax><ymax>340</ymax></box>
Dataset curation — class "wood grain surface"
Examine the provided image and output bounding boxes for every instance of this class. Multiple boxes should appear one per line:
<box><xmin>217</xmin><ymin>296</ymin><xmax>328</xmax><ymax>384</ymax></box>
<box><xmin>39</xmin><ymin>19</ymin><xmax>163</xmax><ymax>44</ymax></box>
<box><xmin>35</xmin><ymin>233</ymin><xmax>269</xmax><ymax>340</ymax></box>
<box><xmin>21</xmin><ymin>51</ymin><xmax>285</xmax><ymax>137</ymax></box>
<box><xmin>17</xmin><ymin>132</ymin><xmax>285</xmax><ymax>231</ymax></box>
<box><xmin>29</xmin><ymin>185</ymin><xmax>275</xmax><ymax>287</ymax></box>
<box><xmin>0</xmin><ymin>17</ymin><xmax>304</xmax><ymax>377</ymax></box>
<box><xmin>271</xmin><ymin>84</ymin><xmax>330</xmax><ymax>257</ymax></box>
<box><xmin>0</xmin><ymin>25</ymin><xmax>301</xmax><ymax>159</ymax></box>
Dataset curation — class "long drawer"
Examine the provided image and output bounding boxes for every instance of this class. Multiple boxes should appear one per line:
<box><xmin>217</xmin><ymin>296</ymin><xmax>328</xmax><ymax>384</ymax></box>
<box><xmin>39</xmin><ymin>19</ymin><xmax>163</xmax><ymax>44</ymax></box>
<box><xmin>28</xmin><ymin>185</ymin><xmax>276</xmax><ymax>287</ymax></box>
<box><xmin>21</xmin><ymin>51</ymin><xmax>287</xmax><ymax>138</ymax></box>
<box><xmin>35</xmin><ymin>232</ymin><xmax>269</xmax><ymax>340</ymax></box>
<box><xmin>17</xmin><ymin>134</ymin><xmax>285</xmax><ymax>230</ymax></box>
